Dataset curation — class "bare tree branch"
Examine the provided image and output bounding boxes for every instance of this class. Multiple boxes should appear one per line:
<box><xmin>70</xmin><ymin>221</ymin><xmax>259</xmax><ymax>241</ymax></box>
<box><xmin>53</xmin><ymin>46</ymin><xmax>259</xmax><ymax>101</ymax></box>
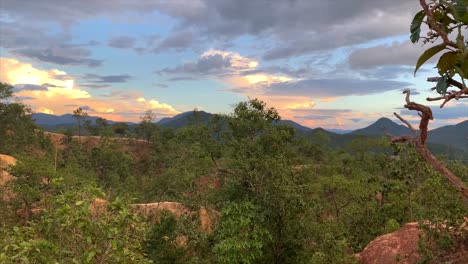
<box><xmin>383</xmin><ymin>90</ymin><xmax>468</xmax><ymax>201</ymax></box>
<box><xmin>393</xmin><ymin>112</ymin><xmax>417</xmax><ymax>135</ymax></box>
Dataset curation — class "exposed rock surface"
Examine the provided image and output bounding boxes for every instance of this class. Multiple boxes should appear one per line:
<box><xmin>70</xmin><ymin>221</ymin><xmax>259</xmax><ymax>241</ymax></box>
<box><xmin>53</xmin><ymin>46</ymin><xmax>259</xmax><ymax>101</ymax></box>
<box><xmin>0</xmin><ymin>154</ymin><xmax>17</xmax><ymax>201</ymax></box>
<box><xmin>357</xmin><ymin>221</ymin><xmax>468</xmax><ymax>264</ymax></box>
<box><xmin>0</xmin><ymin>154</ymin><xmax>16</xmax><ymax>185</ymax></box>
<box><xmin>91</xmin><ymin>198</ymin><xmax>219</xmax><ymax>234</ymax></box>
<box><xmin>357</xmin><ymin>222</ymin><xmax>421</xmax><ymax>264</ymax></box>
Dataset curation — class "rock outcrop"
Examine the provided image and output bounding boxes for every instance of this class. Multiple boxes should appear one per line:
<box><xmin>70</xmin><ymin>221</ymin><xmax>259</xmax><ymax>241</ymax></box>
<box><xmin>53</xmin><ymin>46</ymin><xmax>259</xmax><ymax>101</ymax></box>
<box><xmin>91</xmin><ymin>198</ymin><xmax>219</xmax><ymax>234</ymax></box>
<box><xmin>0</xmin><ymin>154</ymin><xmax>17</xmax><ymax>201</ymax></box>
<box><xmin>357</xmin><ymin>221</ymin><xmax>468</xmax><ymax>264</ymax></box>
<box><xmin>357</xmin><ymin>222</ymin><xmax>421</xmax><ymax>264</ymax></box>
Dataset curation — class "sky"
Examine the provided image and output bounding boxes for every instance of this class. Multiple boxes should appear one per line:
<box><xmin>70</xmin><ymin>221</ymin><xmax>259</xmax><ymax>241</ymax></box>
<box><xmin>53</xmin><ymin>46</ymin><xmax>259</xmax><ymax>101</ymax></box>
<box><xmin>0</xmin><ymin>0</ymin><xmax>466</xmax><ymax>130</ymax></box>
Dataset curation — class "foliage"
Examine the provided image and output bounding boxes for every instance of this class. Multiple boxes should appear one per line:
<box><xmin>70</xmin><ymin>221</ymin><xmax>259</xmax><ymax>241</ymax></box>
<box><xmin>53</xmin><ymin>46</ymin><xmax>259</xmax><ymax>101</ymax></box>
<box><xmin>0</xmin><ymin>82</ymin><xmax>48</xmax><ymax>154</ymax></box>
<box><xmin>411</xmin><ymin>0</ymin><xmax>467</xmax><ymax>95</ymax></box>
<box><xmin>1</xmin><ymin>91</ymin><xmax>468</xmax><ymax>263</ymax></box>
<box><xmin>73</xmin><ymin>107</ymin><xmax>88</xmax><ymax>140</ymax></box>
<box><xmin>144</xmin><ymin>212</ymin><xmax>187</xmax><ymax>264</ymax></box>
<box><xmin>0</xmin><ymin>187</ymin><xmax>151</xmax><ymax>263</ymax></box>
<box><xmin>136</xmin><ymin>110</ymin><xmax>159</xmax><ymax>141</ymax></box>
<box><xmin>213</xmin><ymin>201</ymin><xmax>271</xmax><ymax>264</ymax></box>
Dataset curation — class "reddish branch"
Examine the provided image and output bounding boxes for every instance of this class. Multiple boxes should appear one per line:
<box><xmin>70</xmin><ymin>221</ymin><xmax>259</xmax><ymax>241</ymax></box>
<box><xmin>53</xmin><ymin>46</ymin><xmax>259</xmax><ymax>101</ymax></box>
<box><xmin>426</xmin><ymin>77</ymin><xmax>468</xmax><ymax>107</ymax></box>
<box><xmin>383</xmin><ymin>89</ymin><xmax>468</xmax><ymax>201</ymax></box>
<box><xmin>420</xmin><ymin>0</ymin><xmax>458</xmax><ymax>48</ymax></box>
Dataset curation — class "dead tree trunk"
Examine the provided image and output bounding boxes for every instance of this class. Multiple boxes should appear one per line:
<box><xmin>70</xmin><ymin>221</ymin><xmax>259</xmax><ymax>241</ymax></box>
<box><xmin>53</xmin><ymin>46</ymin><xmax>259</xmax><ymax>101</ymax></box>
<box><xmin>383</xmin><ymin>90</ymin><xmax>468</xmax><ymax>202</ymax></box>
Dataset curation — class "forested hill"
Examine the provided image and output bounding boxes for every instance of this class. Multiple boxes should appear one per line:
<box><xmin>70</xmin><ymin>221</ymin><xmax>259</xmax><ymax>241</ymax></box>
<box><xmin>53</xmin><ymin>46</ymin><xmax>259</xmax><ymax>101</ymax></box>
<box><xmin>349</xmin><ymin>117</ymin><xmax>412</xmax><ymax>136</ymax></box>
<box><xmin>33</xmin><ymin>111</ymin><xmax>467</xmax><ymax>159</ymax></box>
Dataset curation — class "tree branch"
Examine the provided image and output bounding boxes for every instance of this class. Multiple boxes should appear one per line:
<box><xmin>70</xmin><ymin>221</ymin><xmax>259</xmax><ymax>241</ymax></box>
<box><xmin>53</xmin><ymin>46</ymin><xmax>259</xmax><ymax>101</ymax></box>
<box><xmin>393</xmin><ymin>112</ymin><xmax>417</xmax><ymax>135</ymax></box>
<box><xmin>383</xmin><ymin>90</ymin><xmax>468</xmax><ymax>201</ymax></box>
<box><xmin>419</xmin><ymin>0</ymin><xmax>458</xmax><ymax>48</ymax></box>
<box><xmin>426</xmin><ymin>89</ymin><xmax>468</xmax><ymax>108</ymax></box>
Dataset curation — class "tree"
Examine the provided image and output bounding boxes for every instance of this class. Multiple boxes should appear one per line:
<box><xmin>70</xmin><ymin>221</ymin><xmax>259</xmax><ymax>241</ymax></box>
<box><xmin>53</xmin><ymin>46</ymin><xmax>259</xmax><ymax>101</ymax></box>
<box><xmin>0</xmin><ymin>83</ymin><xmax>42</xmax><ymax>154</ymax></box>
<box><xmin>84</xmin><ymin>117</ymin><xmax>110</xmax><ymax>136</ymax></box>
<box><xmin>213</xmin><ymin>99</ymin><xmax>324</xmax><ymax>263</ymax></box>
<box><xmin>0</xmin><ymin>186</ymin><xmax>151</xmax><ymax>263</ymax></box>
<box><xmin>136</xmin><ymin>110</ymin><xmax>159</xmax><ymax>142</ymax></box>
<box><xmin>112</xmin><ymin>122</ymin><xmax>129</xmax><ymax>137</ymax></box>
<box><xmin>385</xmin><ymin>0</ymin><xmax>468</xmax><ymax>200</ymax></box>
<box><xmin>73</xmin><ymin>107</ymin><xmax>88</xmax><ymax>142</ymax></box>
<box><xmin>411</xmin><ymin>0</ymin><xmax>467</xmax><ymax>105</ymax></box>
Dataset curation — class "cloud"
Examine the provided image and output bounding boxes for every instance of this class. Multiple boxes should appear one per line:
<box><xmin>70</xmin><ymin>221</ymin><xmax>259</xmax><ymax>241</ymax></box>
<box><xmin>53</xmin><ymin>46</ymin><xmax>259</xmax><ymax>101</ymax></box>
<box><xmin>0</xmin><ymin>57</ymin><xmax>179</xmax><ymax>120</ymax></box>
<box><xmin>153</xmin><ymin>83</ymin><xmax>168</xmax><ymax>88</ymax></box>
<box><xmin>284</xmin><ymin>107</ymin><xmax>384</xmax><ymax>129</ymax></box>
<box><xmin>3</xmin><ymin>0</ymin><xmax>419</xmax><ymax>58</ymax></box>
<box><xmin>161</xmin><ymin>50</ymin><xmax>258</xmax><ymax>76</ymax></box>
<box><xmin>293</xmin><ymin>109</ymin><xmax>353</xmax><ymax>120</ymax></box>
<box><xmin>83</xmin><ymin>73</ymin><xmax>132</xmax><ymax>83</ymax></box>
<box><xmin>12</xmin><ymin>47</ymin><xmax>102</xmax><ymax>67</ymax></box>
<box><xmin>13</xmin><ymin>84</ymin><xmax>50</xmax><ymax>91</ymax></box>
<box><xmin>348</xmin><ymin>41</ymin><xmax>427</xmax><ymax>69</ymax></box>
<box><xmin>241</xmin><ymin>66</ymin><xmax>308</xmax><ymax>79</ymax></box>
<box><xmin>108</xmin><ymin>36</ymin><xmax>136</xmax><ymax>49</ymax></box>
<box><xmin>79</xmin><ymin>105</ymin><xmax>92</xmax><ymax>111</ymax></box>
<box><xmin>155</xmin><ymin>31</ymin><xmax>194</xmax><ymax>52</ymax></box>
<box><xmin>399</xmin><ymin>88</ymin><xmax>420</xmax><ymax>95</ymax></box>
<box><xmin>400</xmin><ymin>103</ymin><xmax>468</xmax><ymax>120</ymax></box>
<box><xmin>263</xmin><ymin>78</ymin><xmax>411</xmax><ymax>98</ymax></box>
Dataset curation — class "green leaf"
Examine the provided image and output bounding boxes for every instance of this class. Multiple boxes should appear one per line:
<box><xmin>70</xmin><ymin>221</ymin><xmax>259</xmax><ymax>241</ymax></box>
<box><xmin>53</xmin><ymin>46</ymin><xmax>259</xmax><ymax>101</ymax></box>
<box><xmin>457</xmin><ymin>60</ymin><xmax>468</xmax><ymax>78</ymax></box>
<box><xmin>410</xmin><ymin>11</ymin><xmax>425</xmax><ymax>43</ymax></box>
<box><xmin>442</xmin><ymin>0</ymin><xmax>468</xmax><ymax>23</ymax></box>
<box><xmin>414</xmin><ymin>44</ymin><xmax>446</xmax><ymax>76</ymax></box>
<box><xmin>436</xmin><ymin>75</ymin><xmax>449</xmax><ymax>94</ymax></box>
<box><xmin>75</xmin><ymin>200</ymin><xmax>84</xmax><ymax>206</ymax></box>
<box><xmin>437</xmin><ymin>52</ymin><xmax>459</xmax><ymax>75</ymax></box>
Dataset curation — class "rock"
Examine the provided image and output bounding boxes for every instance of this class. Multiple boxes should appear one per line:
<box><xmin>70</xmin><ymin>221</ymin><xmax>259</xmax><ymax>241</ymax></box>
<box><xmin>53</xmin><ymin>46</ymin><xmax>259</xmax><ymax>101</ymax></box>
<box><xmin>92</xmin><ymin>198</ymin><xmax>219</xmax><ymax>234</ymax></box>
<box><xmin>0</xmin><ymin>154</ymin><xmax>17</xmax><ymax>201</ymax></box>
<box><xmin>357</xmin><ymin>222</ymin><xmax>421</xmax><ymax>264</ymax></box>
<box><xmin>0</xmin><ymin>154</ymin><xmax>16</xmax><ymax>185</ymax></box>
<box><xmin>132</xmin><ymin>202</ymin><xmax>191</xmax><ymax>218</ymax></box>
<box><xmin>199</xmin><ymin>206</ymin><xmax>220</xmax><ymax>234</ymax></box>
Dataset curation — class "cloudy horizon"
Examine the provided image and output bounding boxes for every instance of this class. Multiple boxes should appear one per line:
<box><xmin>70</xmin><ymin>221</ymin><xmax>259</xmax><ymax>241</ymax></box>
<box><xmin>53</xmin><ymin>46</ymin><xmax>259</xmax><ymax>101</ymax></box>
<box><xmin>1</xmin><ymin>0</ymin><xmax>466</xmax><ymax>129</ymax></box>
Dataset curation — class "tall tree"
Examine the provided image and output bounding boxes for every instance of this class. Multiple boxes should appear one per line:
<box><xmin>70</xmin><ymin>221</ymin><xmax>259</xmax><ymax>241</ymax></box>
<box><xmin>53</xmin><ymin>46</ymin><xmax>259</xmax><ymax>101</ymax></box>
<box><xmin>0</xmin><ymin>83</ymin><xmax>39</xmax><ymax>154</ymax></box>
<box><xmin>73</xmin><ymin>107</ymin><xmax>88</xmax><ymax>143</ymax></box>
<box><xmin>136</xmin><ymin>110</ymin><xmax>159</xmax><ymax>142</ymax></box>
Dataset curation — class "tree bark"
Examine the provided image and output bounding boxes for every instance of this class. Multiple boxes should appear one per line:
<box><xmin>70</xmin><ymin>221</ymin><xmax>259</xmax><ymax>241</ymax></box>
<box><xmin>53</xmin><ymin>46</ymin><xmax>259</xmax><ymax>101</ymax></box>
<box><xmin>414</xmin><ymin>144</ymin><xmax>468</xmax><ymax>199</ymax></box>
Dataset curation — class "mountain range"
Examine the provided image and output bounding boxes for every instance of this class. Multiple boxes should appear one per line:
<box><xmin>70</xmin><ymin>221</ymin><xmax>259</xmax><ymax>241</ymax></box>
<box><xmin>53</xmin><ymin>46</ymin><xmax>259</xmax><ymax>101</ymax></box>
<box><xmin>32</xmin><ymin>111</ymin><xmax>467</xmax><ymax>159</ymax></box>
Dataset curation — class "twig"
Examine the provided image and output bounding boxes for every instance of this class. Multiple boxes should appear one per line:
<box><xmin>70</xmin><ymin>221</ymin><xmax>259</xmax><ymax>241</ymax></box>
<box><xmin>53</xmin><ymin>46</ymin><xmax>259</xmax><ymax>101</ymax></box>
<box><xmin>393</xmin><ymin>112</ymin><xmax>417</xmax><ymax>135</ymax></box>
<box><xmin>419</xmin><ymin>0</ymin><xmax>458</xmax><ymax>48</ymax></box>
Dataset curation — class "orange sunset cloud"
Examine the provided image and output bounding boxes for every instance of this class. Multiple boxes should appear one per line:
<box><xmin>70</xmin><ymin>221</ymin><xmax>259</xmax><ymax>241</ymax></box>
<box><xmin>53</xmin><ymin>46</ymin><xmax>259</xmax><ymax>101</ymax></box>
<box><xmin>0</xmin><ymin>58</ymin><xmax>179</xmax><ymax>121</ymax></box>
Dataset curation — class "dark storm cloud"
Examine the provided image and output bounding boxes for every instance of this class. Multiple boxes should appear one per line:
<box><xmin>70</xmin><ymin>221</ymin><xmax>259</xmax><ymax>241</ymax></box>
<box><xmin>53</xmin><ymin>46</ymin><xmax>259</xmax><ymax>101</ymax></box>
<box><xmin>13</xmin><ymin>47</ymin><xmax>102</xmax><ymax>67</ymax></box>
<box><xmin>83</xmin><ymin>74</ymin><xmax>132</xmax><ymax>83</ymax></box>
<box><xmin>263</xmin><ymin>78</ymin><xmax>411</xmax><ymax>97</ymax></box>
<box><xmin>108</xmin><ymin>36</ymin><xmax>136</xmax><ymax>49</ymax></box>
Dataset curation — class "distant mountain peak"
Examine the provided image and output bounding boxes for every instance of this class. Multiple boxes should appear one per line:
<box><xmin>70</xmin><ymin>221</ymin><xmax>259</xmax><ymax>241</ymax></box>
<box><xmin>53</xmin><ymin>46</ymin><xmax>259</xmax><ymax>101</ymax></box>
<box><xmin>349</xmin><ymin>117</ymin><xmax>411</xmax><ymax>136</ymax></box>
